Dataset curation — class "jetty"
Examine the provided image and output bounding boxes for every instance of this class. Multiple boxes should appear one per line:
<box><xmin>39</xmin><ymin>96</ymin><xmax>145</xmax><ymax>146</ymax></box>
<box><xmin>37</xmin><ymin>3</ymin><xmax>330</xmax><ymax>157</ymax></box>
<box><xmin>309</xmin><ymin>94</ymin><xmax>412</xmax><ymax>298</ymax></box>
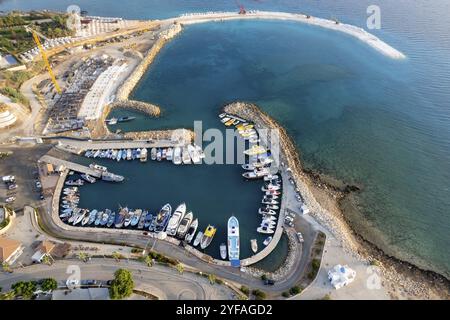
<box><xmin>39</xmin><ymin>155</ymin><xmax>103</xmax><ymax>178</ymax></box>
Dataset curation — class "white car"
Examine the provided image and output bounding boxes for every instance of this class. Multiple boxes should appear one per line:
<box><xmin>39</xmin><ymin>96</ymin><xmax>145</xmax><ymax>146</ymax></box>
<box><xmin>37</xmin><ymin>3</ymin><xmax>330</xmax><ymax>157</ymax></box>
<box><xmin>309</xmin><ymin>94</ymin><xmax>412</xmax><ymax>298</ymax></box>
<box><xmin>66</xmin><ymin>279</ymin><xmax>79</xmax><ymax>287</ymax></box>
<box><xmin>297</xmin><ymin>232</ymin><xmax>304</xmax><ymax>243</ymax></box>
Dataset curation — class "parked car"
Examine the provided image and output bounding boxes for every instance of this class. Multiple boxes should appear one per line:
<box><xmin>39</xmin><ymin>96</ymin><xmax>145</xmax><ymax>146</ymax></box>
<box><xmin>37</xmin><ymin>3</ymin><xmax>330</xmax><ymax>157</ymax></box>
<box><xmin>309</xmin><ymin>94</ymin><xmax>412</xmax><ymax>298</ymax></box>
<box><xmin>297</xmin><ymin>232</ymin><xmax>304</xmax><ymax>243</ymax></box>
<box><xmin>35</xmin><ymin>181</ymin><xmax>42</xmax><ymax>189</ymax></box>
<box><xmin>39</xmin><ymin>194</ymin><xmax>45</xmax><ymax>200</ymax></box>
<box><xmin>66</xmin><ymin>279</ymin><xmax>79</xmax><ymax>287</ymax></box>
<box><xmin>8</xmin><ymin>184</ymin><xmax>17</xmax><ymax>190</ymax></box>
<box><xmin>2</xmin><ymin>175</ymin><xmax>15</xmax><ymax>183</ymax></box>
<box><xmin>5</xmin><ymin>196</ymin><xmax>16</xmax><ymax>203</ymax></box>
<box><xmin>81</xmin><ymin>280</ymin><xmax>98</xmax><ymax>286</ymax></box>
<box><xmin>264</xmin><ymin>279</ymin><xmax>275</xmax><ymax>286</ymax></box>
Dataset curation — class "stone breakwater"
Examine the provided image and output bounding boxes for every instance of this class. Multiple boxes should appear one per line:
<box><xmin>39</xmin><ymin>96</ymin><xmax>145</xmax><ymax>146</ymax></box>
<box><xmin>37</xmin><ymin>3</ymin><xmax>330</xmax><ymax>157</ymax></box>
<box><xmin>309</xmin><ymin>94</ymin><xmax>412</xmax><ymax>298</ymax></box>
<box><xmin>116</xmin><ymin>23</ymin><xmax>183</xmax><ymax>101</ymax></box>
<box><xmin>224</xmin><ymin>102</ymin><xmax>359</xmax><ymax>254</ymax></box>
<box><xmin>109</xmin><ymin>99</ymin><xmax>161</xmax><ymax>117</ymax></box>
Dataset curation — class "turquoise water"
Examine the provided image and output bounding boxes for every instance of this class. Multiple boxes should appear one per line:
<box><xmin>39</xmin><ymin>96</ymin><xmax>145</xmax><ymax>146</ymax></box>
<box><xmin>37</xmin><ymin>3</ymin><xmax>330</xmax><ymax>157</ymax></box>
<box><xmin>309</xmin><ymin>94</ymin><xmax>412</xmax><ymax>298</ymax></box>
<box><xmin>3</xmin><ymin>0</ymin><xmax>450</xmax><ymax>277</ymax></box>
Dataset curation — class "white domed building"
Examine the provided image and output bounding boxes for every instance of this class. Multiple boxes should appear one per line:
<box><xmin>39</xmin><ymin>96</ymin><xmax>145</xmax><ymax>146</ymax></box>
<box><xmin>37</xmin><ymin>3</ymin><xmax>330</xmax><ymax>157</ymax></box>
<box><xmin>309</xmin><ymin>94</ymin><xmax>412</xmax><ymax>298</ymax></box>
<box><xmin>0</xmin><ymin>104</ymin><xmax>17</xmax><ymax>129</ymax></box>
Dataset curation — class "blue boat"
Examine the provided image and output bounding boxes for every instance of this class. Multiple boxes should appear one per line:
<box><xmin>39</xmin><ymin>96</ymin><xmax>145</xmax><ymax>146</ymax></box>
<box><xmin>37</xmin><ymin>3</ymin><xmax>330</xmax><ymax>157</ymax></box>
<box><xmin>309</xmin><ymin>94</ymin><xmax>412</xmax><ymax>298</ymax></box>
<box><xmin>143</xmin><ymin>211</ymin><xmax>153</xmax><ymax>229</ymax></box>
<box><xmin>228</xmin><ymin>216</ymin><xmax>240</xmax><ymax>267</ymax></box>
<box><xmin>154</xmin><ymin>203</ymin><xmax>172</xmax><ymax>232</ymax></box>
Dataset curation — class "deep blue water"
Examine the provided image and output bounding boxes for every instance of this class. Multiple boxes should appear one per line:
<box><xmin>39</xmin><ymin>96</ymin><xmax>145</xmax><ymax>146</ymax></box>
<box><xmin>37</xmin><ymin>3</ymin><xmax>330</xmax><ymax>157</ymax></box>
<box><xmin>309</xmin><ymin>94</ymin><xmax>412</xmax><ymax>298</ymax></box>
<box><xmin>3</xmin><ymin>0</ymin><xmax>450</xmax><ymax>277</ymax></box>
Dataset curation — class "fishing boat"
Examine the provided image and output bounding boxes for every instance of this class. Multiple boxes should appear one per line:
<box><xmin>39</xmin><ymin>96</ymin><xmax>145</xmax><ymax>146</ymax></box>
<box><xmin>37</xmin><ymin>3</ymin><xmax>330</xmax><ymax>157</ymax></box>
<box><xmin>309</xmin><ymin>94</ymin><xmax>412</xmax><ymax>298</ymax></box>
<box><xmin>87</xmin><ymin>209</ymin><xmax>97</xmax><ymax>225</ymax></box>
<box><xmin>81</xmin><ymin>210</ymin><xmax>91</xmax><ymax>226</ymax></box>
<box><xmin>200</xmin><ymin>225</ymin><xmax>217</xmax><ymax>249</ymax></box>
<box><xmin>94</xmin><ymin>211</ymin><xmax>103</xmax><ymax>226</ymax></box>
<box><xmin>193</xmin><ymin>231</ymin><xmax>203</xmax><ymax>247</ymax></box>
<box><xmin>140</xmin><ymin>148</ymin><xmax>148</xmax><ymax>162</ymax></box>
<box><xmin>81</xmin><ymin>174</ymin><xmax>96</xmax><ymax>184</ymax></box>
<box><xmin>131</xmin><ymin>209</ymin><xmax>142</xmax><ymax>227</ymax></box>
<box><xmin>100</xmin><ymin>210</ymin><xmax>111</xmax><ymax>226</ymax></box>
<box><xmin>150</xmin><ymin>148</ymin><xmax>157</xmax><ymax>161</ymax></box>
<box><xmin>187</xmin><ymin>145</ymin><xmax>201</xmax><ymax>164</ymax></box>
<box><xmin>182</xmin><ymin>147</ymin><xmax>191</xmax><ymax>164</ymax></box>
<box><xmin>154</xmin><ymin>203</ymin><xmax>172</xmax><ymax>232</ymax></box>
<box><xmin>263</xmin><ymin>237</ymin><xmax>273</xmax><ymax>246</ymax></box>
<box><xmin>115</xmin><ymin>207</ymin><xmax>128</xmax><ymax>228</ymax></box>
<box><xmin>166</xmin><ymin>148</ymin><xmax>173</xmax><ymax>161</ymax></box>
<box><xmin>107</xmin><ymin>211</ymin><xmax>116</xmax><ymax>227</ymax></box>
<box><xmin>65</xmin><ymin>179</ymin><xmax>84</xmax><ymax>186</ymax></box>
<box><xmin>251</xmin><ymin>239</ymin><xmax>258</xmax><ymax>253</ymax></box>
<box><xmin>173</xmin><ymin>147</ymin><xmax>182</xmax><ymax>165</ymax></box>
<box><xmin>166</xmin><ymin>203</ymin><xmax>186</xmax><ymax>236</ymax></box>
<box><xmin>143</xmin><ymin>211</ymin><xmax>153</xmax><ymax>229</ymax></box>
<box><xmin>176</xmin><ymin>211</ymin><xmax>193</xmax><ymax>239</ymax></box>
<box><xmin>227</xmin><ymin>216</ymin><xmax>240</xmax><ymax>267</ymax></box>
<box><xmin>124</xmin><ymin>210</ymin><xmax>134</xmax><ymax>227</ymax></box>
<box><xmin>137</xmin><ymin>209</ymin><xmax>147</xmax><ymax>229</ymax></box>
<box><xmin>185</xmin><ymin>218</ymin><xmax>198</xmax><ymax>243</ymax></box>
<box><xmin>259</xmin><ymin>208</ymin><xmax>277</xmax><ymax>215</ymax></box>
<box><xmin>89</xmin><ymin>163</ymin><xmax>107</xmax><ymax>172</ymax></box>
<box><xmin>244</xmin><ymin>145</ymin><xmax>267</xmax><ymax>156</ymax></box>
<box><xmin>220</xmin><ymin>243</ymin><xmax>227</xmax><ymax>260</ymax></box>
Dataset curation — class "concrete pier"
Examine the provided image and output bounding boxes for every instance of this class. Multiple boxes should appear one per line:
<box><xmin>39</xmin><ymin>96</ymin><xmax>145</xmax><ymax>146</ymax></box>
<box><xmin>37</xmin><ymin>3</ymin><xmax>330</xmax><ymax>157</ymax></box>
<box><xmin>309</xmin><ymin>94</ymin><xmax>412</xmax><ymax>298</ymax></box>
<box><xmin>39</xmin><ymin>155</ymin><xmax>102</xmax><ymax>178</ymax></box>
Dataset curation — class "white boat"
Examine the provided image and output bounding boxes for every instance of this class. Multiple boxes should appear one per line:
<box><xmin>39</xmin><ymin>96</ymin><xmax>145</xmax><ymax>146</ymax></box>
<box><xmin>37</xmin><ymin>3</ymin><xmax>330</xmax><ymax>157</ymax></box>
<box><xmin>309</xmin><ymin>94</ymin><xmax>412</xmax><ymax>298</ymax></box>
<box><xmin>124</xmin><ymin>210</ymin><xmax>133</xmax><ymax>227</ymax></box>
<box><xmin>177</xmin><ymin>211</ymin><xmax>193</xmax><ymax>239</ymax></box>
<box><xmin>263</xmin><ymin>236</ymin><xmax>273</xmax><ymax>246</ymax></box>
<box><xmin>262</xmin><ymin>185</ymin><xmax>280</xmax><ymax>192</ymax></box>
<box><xmin>187</xmin><ymin>144</ymin><xmax>201</xmax><ymax>164</ymax></box>
<box><xmin>182</xmin><ymin>147</ymin><xmax>191</xmax><ymax>164</ymax></box>
<box><xmin>151</xmin><ymin>148</ymin><xmax>157</xmax><ymax>161</ymax></box>
<box><xmin>140</xmin><ymin>148</ymin><xmax>148</xmax><ymax>162</ymax></box>
<box><xmin>262</xmin><ymin>199</ymin><xmax>279</xmax><ymax>205</ymax></box>
<box><xmin>219</xmin><ymin>113</ymin><xmax>227</xmax><ymax>118</ymax></box>
<box><xmin>264</xmin><ymin>174</ymin><xmax>279</xmax><ymax>182</ymax></box>
<box><xmin>89</xmin><ymin>163</ymin><xmax>107</xmax><ymax>172</ymax></box>
<box><xmin>227</xmin><ymin>216</ymin><xmax>240</xmax><ymax>267</ymax></box>
<box><xmin>257</xmin><ymin>225</ymin><xmax>275</xmax><ymax>234</ymax></box>
<box><xmin>262</xmin><ymin>215</ymin><xmax>277</xmax><ymax>222</ymax></box>
<box><xmin>166</xmin><ymin>203</ymin><xmax>186</xmax><ymax>236</ymax></box>
<box><xmin>242</xmin><ymin>169</ymin><xmax>270</xmax><ymax>180</ymax></box>
<box><xmin>259</xmin><ymin>208</ymin><xmax>277</xmax><ymax>215</ymax></box>
<box><xmin>81</xmin><ymin>174</ymin><xmax>96</xmax><ymax>184</ymax></box>
<box><xmin>117</xmin><ymin>150</ymin><xmax>122</xmax><ymax>162</ymax></box>
<box><xmin>73</xmin><ymin>210</ymin><xmax>86</xmax><ymax>226</ymax></box>
<box><xmin>220</xmin><ymin>243</ymin><xmax>227</xmax><ymax>260</ymax></box>
<box><xmin>81</xmin><ymin>211</ymin><xmax>91</xmax><ymax>226</ymax></box>
<box><xmin>265</xmin><ymin>204</ymin><xmax>279</xmax><ymax>210</ymax></box>
<box><xmin>185</xmin><ymin>218</ymin><xmax>198</xmax><ymax>243</ymax></box>
<box><xmin>173</xmin><ymin>147</ymin><xmax>182</xmax><ymax>165</ymax></box>
<box><xmin>251</xmin><ymin>239</ymin><xmax>258</xmax><ymax>253</ymax></box>
<box><xmin>156</xmin><ymin>148</ymin><xmax>162</xmax><ymax>161</ymax></box>
<box><xmin>166</xmin><ymin>148</ymin><xmax>173</xmax><ymax>161</ymax></box>
<box><xmin>193</xmin><ymin>231</ymin><xmax>203</xmax><ymax>247</ymax></box>
<box><xmin>221</xmin><ymin>117</ymin><xmax>230</xmax><ymax>123</ymax></box>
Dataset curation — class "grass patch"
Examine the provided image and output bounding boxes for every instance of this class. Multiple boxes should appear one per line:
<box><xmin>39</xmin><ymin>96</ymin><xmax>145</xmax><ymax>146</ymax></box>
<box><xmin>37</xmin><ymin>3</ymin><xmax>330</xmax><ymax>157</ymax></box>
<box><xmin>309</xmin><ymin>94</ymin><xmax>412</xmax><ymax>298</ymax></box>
<box><xmin>0</xmin><ymin>86</ymin><xmax>28</xmax><ymax>106</ymax></box>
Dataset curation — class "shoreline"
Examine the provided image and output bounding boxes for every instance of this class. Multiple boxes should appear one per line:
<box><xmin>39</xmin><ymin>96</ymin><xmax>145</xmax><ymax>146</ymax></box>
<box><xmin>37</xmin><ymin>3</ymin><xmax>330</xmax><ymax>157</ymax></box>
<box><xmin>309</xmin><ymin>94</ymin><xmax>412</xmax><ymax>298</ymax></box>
<box><xmin>175</xmin><ymin>11</ymin><xmax>406</xmax><ymax>60</ymax></box>
<box><xmin>223</xmin><ymin>102</ymin><xmax>449</xmax><ymax>299</ymax></box>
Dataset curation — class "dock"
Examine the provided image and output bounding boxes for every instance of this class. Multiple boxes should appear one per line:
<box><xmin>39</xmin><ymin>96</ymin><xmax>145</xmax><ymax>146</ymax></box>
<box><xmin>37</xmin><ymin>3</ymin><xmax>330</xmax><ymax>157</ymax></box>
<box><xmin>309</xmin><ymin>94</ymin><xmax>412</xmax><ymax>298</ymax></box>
<box><xmin>54</xmin><ymin>138</ymin><xmax>183</xmax><ymax>155</ymax></box>
<box><xmin>39</xmin><ymin>155</ymin><xmax>102</xmax><ymax>178</ymax></box>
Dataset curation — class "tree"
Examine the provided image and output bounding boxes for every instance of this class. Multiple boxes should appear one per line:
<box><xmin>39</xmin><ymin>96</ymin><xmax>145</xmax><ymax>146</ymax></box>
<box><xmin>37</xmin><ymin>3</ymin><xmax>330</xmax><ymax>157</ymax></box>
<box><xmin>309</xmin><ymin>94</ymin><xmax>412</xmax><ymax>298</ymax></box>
<box><xmin>261</xmin><ymin>274</ymin><xmax>268</xmax><ymax>281</ymax></box>
<box><xmin>77</xmin><ymin>252</ymin><xmax>90</xmax><ymax>263</ymax></box>
<box><xmin>208</xmin><ymin>274</ymin><xmax>216</xmax><ymax>285</ymax></box>
<box><xmin>176</xmin><ymin>263</ymin><xmax>184</xmax><ymax>274</ymax></box>
<box><xmin>289</xmin><ymin>286</ymin><xmax>302</xmax><ymax>296</ymax></box>
<box><xmin>41</xmin><ymin>254</ymin><xmax>53</xmax><ymax>266</ymax></box>
<box><xmin>112</xmin><ymin>251</ymin><xmax>123</xmax><ymax>262</ymax></box>
<box><xmin>252</xmin><ymin>289</ymin><xmax>266</xmax><ymax>300</ymax></box>
<box><xmin>240</xmin><ymin>286</ymin><xmax>249</xmax><ymax>295</ymax></box>
<box><xmin>11</xmin><ymin>281</ymin><xmax>37</xmax><ymax>299</ymax></box>
<box><xmin>144</xmin><ymin>255</ymin><xmax>153</xmax><ymax>267</ymax></box>
<box><xmin>0</xmin><ymin>291</ymin><xmax>15</xmax><ymax>300</ymax></box>
<box><xmin>109</xmin><ymin>269</ymin><xmax>134</xmax><ymax>300</ymax></box>
<box><xmin>40</xmin><ymin>278</ymin><xmax>58</xmax><ymax>292</ymax></box>
<box><xmin>1</xmin><ymin>262</ymin><xmax>12</xmax><ymax>273</ymax></box>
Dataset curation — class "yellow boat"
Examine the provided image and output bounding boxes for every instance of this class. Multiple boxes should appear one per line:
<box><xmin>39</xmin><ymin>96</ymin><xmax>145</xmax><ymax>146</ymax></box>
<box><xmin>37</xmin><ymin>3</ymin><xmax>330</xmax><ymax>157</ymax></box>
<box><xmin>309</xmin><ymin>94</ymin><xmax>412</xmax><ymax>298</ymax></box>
<box><xmin>243</xmin><ymin>124</ymin><xmax>254</xmax><ymax>130</ymax></box>
<box><xmin>236</xmin><ymin>123</ymin><xmax>249</xmax><ymax>130</ymax></box>
<box><xmin>200</xmin><ymin>225</ymin><xmax>217</xmax><ymax>249</ymax></box>
<box><xmin>224</xmin><ymin>119</ymin><xmax>235</xmax><ymax>126</ymax></box>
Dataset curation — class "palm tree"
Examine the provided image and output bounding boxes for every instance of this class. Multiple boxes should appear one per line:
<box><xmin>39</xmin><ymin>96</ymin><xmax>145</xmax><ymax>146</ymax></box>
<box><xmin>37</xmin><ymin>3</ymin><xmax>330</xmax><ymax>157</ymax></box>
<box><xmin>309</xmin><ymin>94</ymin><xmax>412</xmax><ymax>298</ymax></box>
<box><xmin>77</xmin><ymin>252</ymin><xmax>89</xmax><ymax>263</ymax></box>
<box><xmin>176</xmin><ymin>263</ymin><xmax>184</xmax><ymax>274</ymax></box>
<box><xmin>41</xmin><ymin>254</ymin><xmax>53</xmax><ymax>266</ymax></box>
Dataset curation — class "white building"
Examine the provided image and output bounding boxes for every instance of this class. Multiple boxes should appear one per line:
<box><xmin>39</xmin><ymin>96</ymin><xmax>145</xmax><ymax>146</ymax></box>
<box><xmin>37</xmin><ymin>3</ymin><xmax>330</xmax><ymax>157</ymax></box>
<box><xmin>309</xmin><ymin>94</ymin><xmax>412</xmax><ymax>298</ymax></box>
<box><xmin>0</xmin><ymin>107</ymin><xmax>17</xmax><ymax>129</ymax></box>
<box><xmin>328</xmin><ymin>264</ymin><xmax>356</xmax><ymax>289</ymax></box>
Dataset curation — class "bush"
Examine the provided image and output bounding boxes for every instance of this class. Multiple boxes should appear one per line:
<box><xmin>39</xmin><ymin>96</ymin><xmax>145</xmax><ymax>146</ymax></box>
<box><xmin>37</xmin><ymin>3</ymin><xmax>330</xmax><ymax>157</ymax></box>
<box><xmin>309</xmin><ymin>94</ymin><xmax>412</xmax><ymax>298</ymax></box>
<box><xmin>0</xmin><ymin>87</ymin><xmax>28</xmax><ymax>106</ymax></box>
<box><xmin>289</xmin><ymin>286</ymin><xmax>302</xmax><ymax>295</ymax></box>
<box><xmin>11</xmin><ymin>281</ymin><xmax>37</xmax><ymax>299</ymax></box>
<box><xmin>240</xmin><ymin>286</ymin><xmax>250</xmax><ymax>295</ymax></box>
<box><xmin>252</xmin><ymin>289</ymin><xmax>266</xmax><ymax>300</ymax></box>
<box><xmin>40</xmin><ymin>278</ymin><xmax>57</xmax><ymax>292</ymax></box>
<box><xmin>148</xmin><ymin>251</ymin><xmax>178</xmax><ymax>266</ymax></box>
<box><xmin>261</xmin><ymin>274</ymin><xmax>268</xmax><ymax>281</ymax></box>
<box><xmin>130</xmin><ymin>248</ymin><xmax>142</xmax><ymax>254</ymax></box>
<box><xmin>109</xmin><ymin>269</ymin><xmax>134</xmax><ymax>300</ymax></box>
<box><xmin>282</xmin><ymin>291</ymin><xmax>290</xmax><ymax>298</ymax></box>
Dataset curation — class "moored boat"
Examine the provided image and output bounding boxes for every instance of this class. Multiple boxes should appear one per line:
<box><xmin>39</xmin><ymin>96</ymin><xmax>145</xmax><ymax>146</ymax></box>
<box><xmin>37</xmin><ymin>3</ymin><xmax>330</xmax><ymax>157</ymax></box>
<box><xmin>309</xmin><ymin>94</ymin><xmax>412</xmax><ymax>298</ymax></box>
<box><xmin>115</xmin><ymin>207</ymin><xmax>128</xmax><ymax>228</ymax></box>
<box><xmin>200</xmin><ymin>225</ymin><xmax>216</xmax><ymax>249</ymax></box>
<box><xmin>107</xmin><ymin>211</ymin><xmax>116</xmax><ymax>227</ymax></box>
<box><xmin>81</xmin><ymin>174</ymin><xmax>96</xmax><ymax>184</ymax></box>
<box><xmin>185</xmin><ymin>218</ymin><xmax>198</xmax><ymax>243</ymax></box>
<box><xmin>140</xmin><ymin>148</ymin><xmax>148</xmax><ymax>162</ymax></box>
<box><xmin>176</xmin><ymin>211</ymin><xmax>193</xmax><ymax>239</ymax></box>
<box><xmin>263</xmin><ymin>236</ymin><xmax>273</xmax><ymax>246</ymax></box>
<box><xmin>227</xmin><ymin>216</ymin><xmax>240</xmax><ymax>267</ymax></box>
<box><xmin>154</xmin><ymin>203</ymin><xmax>172</xmax><ymax>232</ymax></box>
<box><xmin>251</xmin><ymin>239</ymin><xmax>258</xmax><ymax>253</ymax></box>
<box><xmin>130</xmin><ymin>209</ymin><xmax>142</xmax><ymax>227</ymax></box>
<box><xmin>151</xmin><ymin>148</ymin><xmax>157</xmax><ymax>161</ymax></box>
<box><xmin>193</xmin><ymin>231</ymin><xmax>203</xmax><ymax>247</ymax></box>
<box><xmin>182</xmin><ymin>147</ymin><xmax>191</xmax><ymax>164</ymax></box>
<box><xmin>220</xmin><ymin>243</ymin><xmax>227</xmax><ymax>260</ymax></box>
<box><xmin>166</xmin><ymin>203</ymin><xmax>185</xmax><ymax>236</ymax></box>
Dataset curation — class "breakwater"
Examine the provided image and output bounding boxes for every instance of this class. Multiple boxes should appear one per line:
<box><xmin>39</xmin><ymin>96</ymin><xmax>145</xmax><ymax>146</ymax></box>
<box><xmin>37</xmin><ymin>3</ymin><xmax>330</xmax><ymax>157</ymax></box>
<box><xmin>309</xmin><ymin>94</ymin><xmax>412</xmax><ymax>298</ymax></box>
<box><xmin>109</xmin><ymin>100</ymin><xmax>161</xmax><ymax>117</ymax></box>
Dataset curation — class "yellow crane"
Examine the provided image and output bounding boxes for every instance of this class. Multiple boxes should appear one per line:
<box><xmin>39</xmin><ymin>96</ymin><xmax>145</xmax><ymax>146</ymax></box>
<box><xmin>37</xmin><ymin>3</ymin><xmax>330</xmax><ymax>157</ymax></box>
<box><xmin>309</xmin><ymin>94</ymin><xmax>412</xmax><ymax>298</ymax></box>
<box><xmin>28</xmin><ymin>27</ymin><xmax>62</xmax><ymax>94</ymax></box>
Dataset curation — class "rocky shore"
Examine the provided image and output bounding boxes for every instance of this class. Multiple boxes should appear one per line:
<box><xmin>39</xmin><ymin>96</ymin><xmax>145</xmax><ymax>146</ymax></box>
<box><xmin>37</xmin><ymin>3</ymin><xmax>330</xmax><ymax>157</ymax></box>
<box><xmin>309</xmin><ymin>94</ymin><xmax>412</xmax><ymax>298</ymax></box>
<box><xmin>108</xmin><ymin>99</ymin><xmax>161</xmax><ymax>117</ymax></box>
<box><xmin>224</xmin><ymin>101</ymin><xmax>450</xmax><ymax>300</ymax></box>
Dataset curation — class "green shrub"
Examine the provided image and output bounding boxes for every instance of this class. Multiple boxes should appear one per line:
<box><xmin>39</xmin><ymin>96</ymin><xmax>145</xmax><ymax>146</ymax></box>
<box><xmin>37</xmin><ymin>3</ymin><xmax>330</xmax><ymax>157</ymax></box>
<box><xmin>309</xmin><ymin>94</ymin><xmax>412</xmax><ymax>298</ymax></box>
<box><xmin>11</xmin><ymin>281</ymin><xmax>37</xmax><ymax>299</ymax></box>
<box><xmin>109</xmin><ymin>269</ymin><xmax>134</xmax><ymax>300</ymax></box>
<box><xmin>289</xmin><ymin>286</ymin><xmax>302</xmax><ymax>295</ymax></box>
<box><xmin>282</xmin><ymin>291</ymin><xmax>290</xmax><ymax>298</ymax></box>
<box><xmin>0</xmin><ymin>87</ymin><xmax>28</xmax><ymax>106</ymax></box>
<box><xmin>252</xmin><ymin>289</ymin><xmax>266</xmax><ymax>300</ymax></box>
<box><xmin>261</xmin><ymin>274</ymin><xmax>268</xmax><ymax>281</ymax></box>
<box><xmin>240</xmin><ymin>286</ymin><xmax>249</xmax><ymax>295</ymax></box>
<box><xmin>40</xmin><ymin>278</ymin><xmax>57</xmax><ymax>292</ymax></box>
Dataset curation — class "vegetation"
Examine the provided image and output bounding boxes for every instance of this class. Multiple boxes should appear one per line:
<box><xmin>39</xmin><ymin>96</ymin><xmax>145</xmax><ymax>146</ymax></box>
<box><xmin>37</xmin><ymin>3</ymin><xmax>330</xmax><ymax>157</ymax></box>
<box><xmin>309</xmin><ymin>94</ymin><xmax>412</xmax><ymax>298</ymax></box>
<box><xmin>240</xmin><ymin>285</ymin><xmax>250</xmax><ymax>295</ymax></box>
<box><xmin>143</xmin><ymin>255</ymin><xmax>153</xmax><ymax>267</ymax></box>
<box><xmin>0</xmin><ymin>217</ymin><xmax>10</xmax><ymax>229</ymax></box>
<box><xmin>261</xmin><ymin>274</ymin><xmax>268</xmax><ymax>281</ymax></box>
<box><xmin>289</xmin><ymin>286</ymin><xmax>303</xmax><ymax>296</ymax></box>
<box><xmin>111</xmin><ymin>251</ymin><xmax>124</xmax><ymax>262</ymax></box>
<box><xmin>176</xmin><ymin>263</ymin><xmax>184</xmax><ymax>274</ymax></box>
<box><xmin>282</xmin><ymin>291</ymin><xmax>290</xmax><ymax>298</ymax></box>
<box><xmin>322</xmin><ymin>294</ymin><xmax>332</xmax><ymax>300</ymax></box>
<box><xmin>130</xmin><ymin>248</ymin><xmax>142</xmax><ymax>254</ymax></box>
<box><xmin>11</xmin><ymin>281</ymin><xmax>37</xmax><ymax>299</ymax></box>
<box><xmin>77</xmin><ymin>252</ymin><xmax>90</xmax><ymax>263</ymax></box>
<box><xmin>2</xmin><ymin>70</ymin><xmax>32</xmax><ymax>86</ymax></box>
<box><xmin>1</xmin><ymin>262</ymin><xmax>12</xmax><ymax>273</ymax></box>
<box><xmin>147</xmin><ymin>251</ymin><xmax>178</xmax><ymax>266</ymax></box>
<box><xmin>40</xmin><ymin>278</ymin><xmax>57</xmax><ymax>292</ymax></box>
<box><xmin>0</xmin><ymin>290</ymin><xmax>15</xmax><ymax>300</ymax></box>
<box><xmin>208</xmin><ymin>274</ymin><xmax>216</xmax><ymax>285</ymax></box>
<box><xmin>251</xmin><ymin>289</ymin><xmax>267</xmax><ymax>300</ymax></box>
<box><xmin>109</xmin><ymin>269</ymin><xmax>134</xmax><ymax>300</ymax></box>
<box><xmin>308</xmin><ymin>258</ymin><xmax>321</xmax><ymax>280</ymax></box>
<box><xmin>0</xmin><ymin>86</ymin><xmax>29</xmax><ymax>106</ymax></box>
<box><xmin>41</xmin><ymin>254</ymin><xmax>53</xmax><ymax>265</ymax></box>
